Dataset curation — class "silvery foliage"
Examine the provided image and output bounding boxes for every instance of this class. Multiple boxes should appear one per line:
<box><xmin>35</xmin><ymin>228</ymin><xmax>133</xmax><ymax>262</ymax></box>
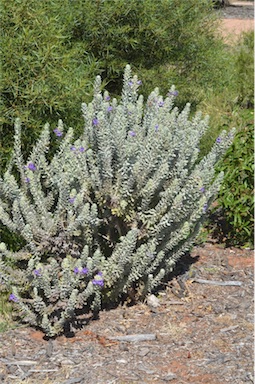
<box><xmin>0</xmin><ymin>65</ymin><xmax>235</xmax><ymax>336</ymax></box>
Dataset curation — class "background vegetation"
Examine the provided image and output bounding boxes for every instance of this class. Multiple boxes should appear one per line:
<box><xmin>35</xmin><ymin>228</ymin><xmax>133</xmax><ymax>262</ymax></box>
<box><xmin>1</xmin><ymin>0</ymin><xmax>230</xmax><ymax>168</ymax></box>
<box><xmin>0</xmin><ymin>0</ymin><xmax>254</xmax><ymax>327</ymax></box>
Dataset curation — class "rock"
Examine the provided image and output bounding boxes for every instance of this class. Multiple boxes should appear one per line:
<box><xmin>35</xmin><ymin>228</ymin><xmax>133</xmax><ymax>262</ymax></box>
<box><xmin>146</xmin><ymin>294</ymin><xmax>161</xmax><ymax>308</ymax></box>
<box><xmin>119</xmin><ymin>342</ymin><xmax>129</xmax><ymax>351</ymax></box>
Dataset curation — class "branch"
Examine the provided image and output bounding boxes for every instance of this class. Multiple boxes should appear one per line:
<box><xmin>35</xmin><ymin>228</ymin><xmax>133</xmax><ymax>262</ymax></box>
<box><xmin>109</xmin><ymin>334</ymin><xmax>156</xmax><ymax>342</ymax></box>
<box><xmin>192</xmin><ymin>278</ymin><xmax>243</xmax><ymax>286</ymax></box>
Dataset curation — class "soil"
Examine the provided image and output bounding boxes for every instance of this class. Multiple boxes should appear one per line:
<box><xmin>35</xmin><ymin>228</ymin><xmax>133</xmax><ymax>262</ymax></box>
<box><xmin>0</xmin><ymin>242</ymin><xmax>253</xmax><ymax>384</ymax></box>
<box><xmin>0</xmin><ymin>4</ymin><xmax>254</xmax><ymax>384</ymax></box>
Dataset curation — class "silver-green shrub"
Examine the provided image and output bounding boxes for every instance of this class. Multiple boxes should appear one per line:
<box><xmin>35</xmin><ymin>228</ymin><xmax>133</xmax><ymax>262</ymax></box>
<box><xmin>0</xmin><ymin>65</ymin><xmax>234</xmax><ymax>337</ymax></box>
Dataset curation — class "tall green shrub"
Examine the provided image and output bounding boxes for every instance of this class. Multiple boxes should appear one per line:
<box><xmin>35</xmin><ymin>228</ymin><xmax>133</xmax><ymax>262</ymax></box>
<box><xmin>1</xmin><ymin>0</ymin><xmax>230</xmax><ymax>171</ymax></box>
<box><xmin>69</xmin><ymin>0</ymin><xmax>229</xmax><ymax>99</ymax></box>
<box><xmin>234</xmin><ymin>31</ymin><xmax>254</xmax><ymax>108</ymax></box>
<box><xmin>0</xmin><ymin>67</ymin><xmax>234</xmax><ymax>336</ymax></box>
<box><xmin>0</xmin><ymin>0</ymin><xmax>100</xmax><ymax>169</ymax></box>
<box><xmin>211</xmin><ymin>116</ymin><xmax>254</xmax><ymax>247</ymax></box>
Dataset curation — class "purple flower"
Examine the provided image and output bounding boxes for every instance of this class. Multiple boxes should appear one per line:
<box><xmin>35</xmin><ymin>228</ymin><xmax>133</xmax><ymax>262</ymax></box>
<box><xmin>168</xmin><ymin>90</ymin><xmax>179</xmax><ymax>97</ymax></box>
<box><xmin>9</xmin><ymin>293</ymin><xmax>18</xmax><ymax>303</ymax></box>
<box><xmin>74</xmin><ymin>267</ymin><xmax>88</xmax><ymax>275</ymax></box>
<box><xmin>137</xmin><ymin>80</ymin><xmax>142</xmax><ymax>85</ymax></box>
<box><xmin>79</xmin><ymin>147</ymin><xmax>85</xmax><ymax>153</ymax></box>
<box><xmin>155</xmin><ymin>124</ymin><xmax>159</xmax><ymax>132</ymax></box>
<box><xmin>129</xmin><ymin>131</ymin><xmax>136</xmax><ymax>137</ymax></box>
<box><xmin>128</xmin><ymin>81</ymin><xmax>133</xmax><ymax>86</ymax></box>
<box><xmin>53</xmin><ymin>128</ymin><xmax>63</xmax><ymax>137</ymax></box>
<box><xmin>92</xmin><ymin>118</ymin><xmax>99</xmax><ymax>126</ymax></box>
<box><xmin>105</xmin><ymin>95</ymin><xmax>111</xmax><ymax>101</ymax></box>
<box><xmin>69</xmin><ymin>197</ymin><xmax>75</xmax><ymax>204</ymax></box>
<box><xmin>92</xmin><ymin>272</ymin><xmax>104</xmax><ymax>287</ymax></box>
<box><xmin>216</xmin><ymin>137</ymin><xmax>222</xmax><ymax>143</ymax></box>
<box><xmin>33</xmin><ymin>269</ymin><xmax>42</xmax><ymax>277</ymax></box>
<box><xmin>28</xmin><ymin>162</ymin><xmax>36</xmax><ymax>171</ymax></box>
<box><xmin>203</xmin><ymin>203</ymin><xmax>208</xmax><ymax>213</ymax></box>
<box><xmin>107</xmin><ymin>106</ymin><xmax>113</xmax><ymax>112</ymax></box>
<box><xmin>70</xmin><ymin>145</ymin><xmax>76</xmax><ymax>151</ymax></box>
<box><xmin>158</xmin><ymin>101</ymin><xmax>164</xmax><ymax>107</ymax></box>
<box><xmin>200</xmin><ymin>187</ymin><xmax>205</xmax><ymax>193</ymax></box>
<box><xmin>25</xmin><ymin>177</ymin><xmax>30</xmax><ymax>183</ymax></box>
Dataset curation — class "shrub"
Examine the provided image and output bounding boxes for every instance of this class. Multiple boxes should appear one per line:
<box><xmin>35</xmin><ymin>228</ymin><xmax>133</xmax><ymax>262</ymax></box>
<box><xmin>71</xmin><ymin>0</ymin><xmax>230</xmax><ymax>102</ymax></box>
<box><xmin>1</xmin><ymin>0</ymin><xmax>230</xmax><ymax>171</ymax></box>
<box><xmin>197</xmin><ymin>31</ymin><xmax>254</xmax><ymax>247</ymax></box>
<box><xmin>233</xmin><ymin>31</ymin><xmax>254</xmax><ymax>108</ymax></box>
<box><xmin>0</xmin><ymin>66</ymin><xmax>234</xmax><ymax>337</ymax></box>
<box><xmin>0</xmin><ymin>0</ymin><xmax>100</xmax><ymax>170</ymax></box>
<box><xmin>210</xmin><ymin>114</ymin><xmax>254</xmax><ymax>247</ymax></box>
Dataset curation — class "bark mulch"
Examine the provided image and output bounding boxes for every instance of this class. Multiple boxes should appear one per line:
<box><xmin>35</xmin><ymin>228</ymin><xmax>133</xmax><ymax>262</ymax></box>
<box><xmin>0</xmin><ymin>242</ymin><xmax>253</xmax><ymax>384</ymax></box>
<box><xmin>217</xmin><ymin>2</ymin><xmax>254</xmax><ymax>19</ymax></box>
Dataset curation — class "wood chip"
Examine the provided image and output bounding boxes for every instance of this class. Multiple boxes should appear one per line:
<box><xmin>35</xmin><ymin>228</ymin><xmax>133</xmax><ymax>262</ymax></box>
<box><xmin>45</xmin><ymin>340</ymin><xmax>53</xmax><ymax>358</ymax></box>
<box><xmin>62</xmin><ymin>378</ymin><xmax>85</xmax><ymax>384</ymax></box>
<box><xmin>162</xmin><ymin>372</ymin><xmax>178</xmax><ymax>381</ymax></box>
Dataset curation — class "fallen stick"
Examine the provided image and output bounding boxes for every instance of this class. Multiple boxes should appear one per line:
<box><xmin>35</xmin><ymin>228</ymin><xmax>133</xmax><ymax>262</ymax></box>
<box><xmin>2</xmin><ymin>360</ymin><xmax>37</xmax><ymax>366</ymax></box>
<box><xmin>192</xmin><ymin>278</ymin><xmax>243</xmax><ymax>286</ymax></box>
<box><xmin>29</xmin><ymin>369</ymin><xmax>59</xmax><ymax>373</ymax></box>
<box><xmin>220</xmin><ymin>325</ymin><xmax>239</xmax><ymax>333</ymax></box>
<box><xmin>109</xmin><ymin>334</ymin><xmax>156</xmax><ymax>342</ymax></box>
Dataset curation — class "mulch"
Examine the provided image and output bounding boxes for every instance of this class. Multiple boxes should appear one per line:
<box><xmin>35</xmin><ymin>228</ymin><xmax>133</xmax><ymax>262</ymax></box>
<box><xmin>0</xmin><ymin>242</ymin><xmax>253</xmax><ymax>384</ymax></box>
<box><xmin>216</xmin><ymin>2</ymin><xmax>254</xmax><ymax>19</ymax></box>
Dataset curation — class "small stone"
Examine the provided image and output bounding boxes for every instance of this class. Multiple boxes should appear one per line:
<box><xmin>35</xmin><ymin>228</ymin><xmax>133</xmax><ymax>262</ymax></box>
<box><xmin>119</xmin><ymin>342</ymin><xmax>129</xmax><ymax>351</ymax></box>
<box><xmin>147</xmin><ymin>294</ymin><xmax>161</xmax><ymax>308</ymax></box>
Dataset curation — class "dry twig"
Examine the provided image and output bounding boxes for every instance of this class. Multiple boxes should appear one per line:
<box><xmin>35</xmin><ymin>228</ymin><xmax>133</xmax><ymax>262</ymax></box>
<box><xmin>109</xmin><ymin>334</ymin><xmax>156</xmax><ymax>342</ymax></box>
<box><xmin>193</xmin><ymin>278</ymin><xmax>243</xmax><ymax>286</ymax></box>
